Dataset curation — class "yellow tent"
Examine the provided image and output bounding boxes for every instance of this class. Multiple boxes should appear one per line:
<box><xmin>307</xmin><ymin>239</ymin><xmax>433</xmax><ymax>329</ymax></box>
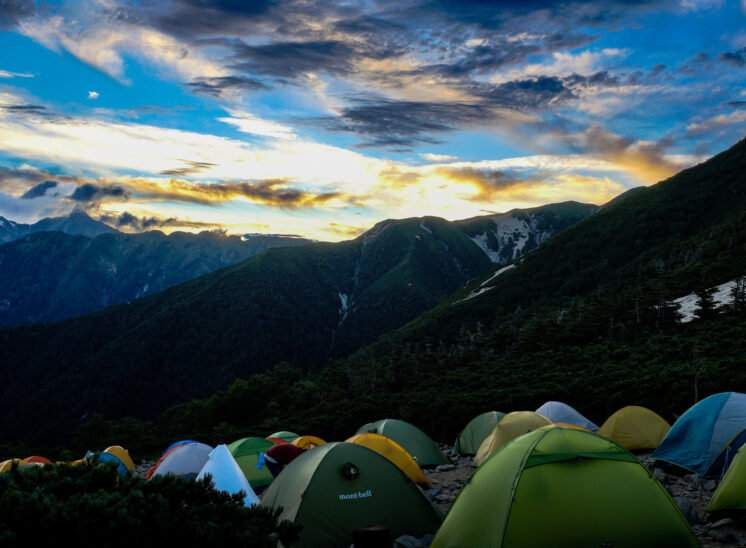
<box><xmin>474</xmin><ymin>411</ymin><xmax>553</xmax><ymax>467</ymax></box>
<box><xmin>0</xmin><ymin>459</ymin><xmax>28</xmax><ymax>473</ymax></box>
<box><xmin>104</xmin><ymin>445</ymin><xmax>135</xmax><ymax>470</ymax></box>
<box><xmin>597</xmin><ymin>406</ymin><xmax>670</xmax><ymax>450</ymax></box>
<box><xmin>345</xmin><ymin>433</ymin><xmax>429</xmax><ymax>485</ymax></box>
<box><xmin>291</xmin><ymin>436</ymin><xmax>327</xmax><ymax>450</ymax></box>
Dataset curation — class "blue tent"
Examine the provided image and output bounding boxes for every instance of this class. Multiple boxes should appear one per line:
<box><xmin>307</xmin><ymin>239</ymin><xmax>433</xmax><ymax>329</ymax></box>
<box><xmin>652</xmin><ymin>392</ymin><xmax>746</xmax><ymax>476</ymax></box>
<box><xmin>84</xmin><ymin>450</ymin><xmax>129</xmax><ymax>476</ymax></box>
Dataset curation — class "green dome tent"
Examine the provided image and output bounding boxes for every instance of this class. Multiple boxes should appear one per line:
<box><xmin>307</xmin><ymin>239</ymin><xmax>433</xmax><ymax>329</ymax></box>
<box><xmin>260</xmin><ymin>442</ymin><xmax>443</xmax><ymax>547</ymax></box>
<box><xmin>432</xmin><ymin>426</ymin><xmax>698</xmax><ymax>548</ymax></box>
<box><xmin>355</xmin><ymin>419</ymin><xmax>449</xmax><ymax>466</ymax></box>
<box><xmin>267</xmin><ymin>431</ymin><xmax>300</xmax><ymax>443</ymax></box>
<box><xmin>454</xmin><ymin>411</ymin><xmax>506</xmax><ymax>455</ymax></box>
<box><xmin>228</xmin><ymin>436</ymin><xmax>276</xmax><ymax>488</ymax></box>
<box><xmin>708</xmin><ymin>443</ymin><xmax>746</xmax><ymax>511</ymax></box>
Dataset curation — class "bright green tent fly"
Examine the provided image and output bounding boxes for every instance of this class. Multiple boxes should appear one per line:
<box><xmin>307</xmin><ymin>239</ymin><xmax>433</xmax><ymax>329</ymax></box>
<box><xmin>432</xmin><ymin>426</ymin><xmax>699</xmax><ymax>548</ymax></box>
<box><xmin>228</xmin><ymin>437</ymin><xmax>276</xmax><ymax>488</ymax></box>
<box><xmin>260</xmin><ymin>442</ymin><xmax>443</xmax><ymax>547</ymax></box>
<box><xmin>708</xmin><ymin>443</ymin><xmax>746</xmax><ymax>511</ymax></box>
<box><xmin>454</xmin><ymin>411</ymin><xmax>506</xmax><ymax>455</ymax></box>
<box><xmin>355</xmin><ymin>419</ymin><xmax>449</xmax><ymax>466</ymax></box>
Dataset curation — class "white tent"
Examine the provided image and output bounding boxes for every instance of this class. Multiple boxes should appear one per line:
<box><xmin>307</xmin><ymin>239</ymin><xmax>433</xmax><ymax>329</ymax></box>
<box><xmin>535</xmin><ymin>401</ymin><xmax>599</xmax><ymax>431</ymax></box>
<box><xmin>150</xmin><ymin>442</ymin><xmax>213</xmax><ymax>479</ymax></box>
<box><xmin>197</xmin><ymin>444</ymin><xmax>260</xmax><ymax>507</ymax></box>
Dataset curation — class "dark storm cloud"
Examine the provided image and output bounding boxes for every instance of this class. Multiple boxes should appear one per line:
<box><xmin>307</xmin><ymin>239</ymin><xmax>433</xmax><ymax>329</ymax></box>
<box><xmin>186</xmin><ymin>75</ymin><xmax>267</xmax><ymax>97</ymax></box>
<box><xmin>69</xmin><ymin>183</ymin><xmax>130</xmax><ymax>202</ymax></box>
<box><xmin>229</xmin><ymin>40</ymin><xmax>362</xmax><ymax>78</ymax></box>
<box><xmin>21</xmin><ymin>180</ymin><xmax>57</xmax><ymax>199</ymax></box>
<box><xmin>719</xmin><ymin>47</ymin><xmax>746</xmax><ymax>67</ymax></box>
<box><xmin>314</xmin><ymin>75</ymin><xmax>580</xmax><ymax>148</ymax></box>
<box><xmin>0</xmin><ymin>0</ymin><xmax>35</xmax><ymax>29</ymax></box>
<box><xmin>317</xmin><ymin>100</ymin><xmax>480</xmax><ymax>148</ymax></box>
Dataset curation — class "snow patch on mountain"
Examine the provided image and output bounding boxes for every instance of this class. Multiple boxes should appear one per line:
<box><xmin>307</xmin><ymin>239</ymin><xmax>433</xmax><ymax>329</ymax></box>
<box><xmin>674</xmin><ymin>279</ymin><xmax>741</xmax><ymax>322</ymax></box>
<box><xmin>481</xmin><ymin>264</ymin><xmax>516</xmax><ymax>287</ymax></box>
<box><xmin>453</xmin><ymin>286</ymin><xmax>495</xmax><ymax>305</ymax></box>
<box><xmin>469</xmin><ymin>233</ymin><xmax>501</xmax><ymax>263</ymax></box>
<box><xmin>339</xmin><ymin>291</ymin><xmax>349</xmax><ymax>316</ymax></box>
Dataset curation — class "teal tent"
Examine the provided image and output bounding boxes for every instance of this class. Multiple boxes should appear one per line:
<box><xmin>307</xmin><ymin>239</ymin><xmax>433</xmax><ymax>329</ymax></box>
<box><xmin>454</xmin><ymin>411</ymin><xmax>505</xmax><ymax>455</ymax></box>
<box><xmin>432</xmin><ymin>426</ymin><xmax>698</xmax><ymax>548</ymax></box>
<box><xmin>355</xmin><ymin>419</ymin><xmax>449</xmax><ymax>466</ymax></box>
<box><xmin>652</xmin><ymin>392</ymin><xmax>746</xmax><ymax>476</ymax></box>
<box><xmin>261</xmin><ymin>442</ymin><xmax>442</xmax><ymax>547</ymax></box>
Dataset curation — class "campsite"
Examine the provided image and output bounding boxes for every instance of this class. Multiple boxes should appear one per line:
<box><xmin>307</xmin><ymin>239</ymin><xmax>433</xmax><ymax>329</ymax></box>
<box><xmin>5</xmin><ymin>396</ymin><xmax>746</xmax><ymax>546</ymax></box>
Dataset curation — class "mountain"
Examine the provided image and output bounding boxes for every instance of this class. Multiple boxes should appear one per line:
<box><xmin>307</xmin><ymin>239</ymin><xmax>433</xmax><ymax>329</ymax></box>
<box><xmin>0</xmin><ymin>202</ymin><xmax>594</xmax><ymax>443</ymax></box>
<box><xmin>142</xmin><ymin>138</ymin><xmax>746</xmax><ymax>448</ymax></box>
<box><xmin>0</xmin><ymin>209</ymin><xmax>118</xmax><ymax>243</ymax></box>
<box><xmin>0</xmin><ymin>230</ymin><xmax>310</xmax><ymax>326</ymax></box>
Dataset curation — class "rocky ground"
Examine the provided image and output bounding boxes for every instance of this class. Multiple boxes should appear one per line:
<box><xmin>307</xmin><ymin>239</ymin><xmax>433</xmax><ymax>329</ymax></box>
<box><xmin>135</xmin><ymin>446</ymin><xmax>746</xmax><ymax>547</ymax></box>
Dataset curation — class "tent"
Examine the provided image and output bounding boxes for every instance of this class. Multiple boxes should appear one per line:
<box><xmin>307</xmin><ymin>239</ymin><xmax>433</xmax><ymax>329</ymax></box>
<box><xmin>268</xmin><ymin>431</ymin><xmax>299</xmax><ymax>443</ymax></box>
<box><xmin>24</xmin><ymin>456</ymin><xmax>52</xmax><ymax>464</ymax></box>
<box><xmin>473</xmin><ymin>411</ymin><xmax>552</xmax><ymax>467</ymax></box>
<box><xmin>355</xmin><ymin>419</ymin><xmax>449</xmax><ymax>466</ymax></box>
<box><xmin>148</xmin><ymin>441</ymin><xmax>213</xmax><ymax>480</ymax></box>
<box><xmin>260</xmin><ymin>442</ymin><xmax>442</xmax><ymax>547</ymax></box>
<box><xmin>708</xmin><ymin>443</ymin><xmax>746</xmax><ymax>511</ymax></box>
<box><xmin>652</xmin><ymin>392</ymin><xmax>746</xmax><ymax>476</ymax></box>
<box><xmin>431</xmin><ymin>427</ymin><xmax>698</xmax><ymax>548</ymax></box>
<box><xmin>345</xmin><ymin>433</ymin><xmax>428</xmax><ymax>485</ymax></box>
<box><xmin>104</xmin><ymin>445</ymin><xmax>135</xmax><ymax>470</ymax></box>
<box><xmin>535</xmin><ymin>401</ymin><xmax>598</xmax><ymax>431</ymax></box>
<box><xmin>197</xmin><ymin>444</ymin><xmax>259</xmax><ymax>507</ymax></box>
<box><xmin>228</xmin><ymin>436</ymin><xmax>276</xmax><ymax>488</ymax></box>
<box><xmin>85</xmin><ymin>451</ymin><xmax>128</xmax><ymax>475</ymax></box>
<box><xmin>292</xmin><ymin>435</ymin><xmax>327</xmax><ymax>450</ymax></box>
<box><xmin>0</xmin><ymin>459</ymin><xmax>28</xmax><ymax>473</ymax></box>
<box><xmin>597</xmin><ymin>406</ymin><xmax>670</xmax><ymax>451</ymax></box>
<box><xmin>454</xmin><ymin>411</ymin><xmax>506</xmax><ymax>455</ymax></box>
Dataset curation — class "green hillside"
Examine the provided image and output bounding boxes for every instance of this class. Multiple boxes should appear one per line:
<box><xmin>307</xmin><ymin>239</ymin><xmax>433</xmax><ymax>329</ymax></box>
<box><xmin>91</xmin><ymin>137</ymin><xmax>746</xmax><ymax>455</ymax></box>
<box><xmin>0</xmin><ymin>203</ymin><xmax>592</xmax><ymax>445</ymax></box>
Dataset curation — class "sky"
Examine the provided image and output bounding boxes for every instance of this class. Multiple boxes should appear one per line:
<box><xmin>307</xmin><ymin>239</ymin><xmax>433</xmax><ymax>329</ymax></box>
<box><xmin>0</xmin><ymin>0</ymin><xmax>744</xmax><ymax>241</ymax></box>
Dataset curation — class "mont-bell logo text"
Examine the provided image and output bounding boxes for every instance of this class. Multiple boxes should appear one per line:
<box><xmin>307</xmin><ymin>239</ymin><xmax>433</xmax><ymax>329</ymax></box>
<box><xmin>338</xmin><ymin>490</ymin><xmax>373</xmax><ymax>500</ymax></box>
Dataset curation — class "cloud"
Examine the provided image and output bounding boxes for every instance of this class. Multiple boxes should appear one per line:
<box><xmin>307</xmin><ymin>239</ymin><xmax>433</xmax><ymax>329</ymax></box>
<box><xmin>159</xmin><ymin>160</ymin><xmax>216</xmax><ymax>177</ymax></box>
<box><xmin>88</xmin><ymin>91</ymin><xmax>100</xmax><ymax>99</ymax></box>
<box><xmin>686</xmin><ymin>110</ymin><xmax>746</xmax><ymax>136</ymax></box>
<box><xmin>21</xmin><ymin>180</ymin><xmax>58</xmax><ymax>199</ymax></box>
<box><xmin>69</xmin><ymin>183</ymin><xmax>130</xmax><ymax>202</ymax></box>
<box><xmin>422</xmin><ymin>153</ymin><xmax>458</xmax><ymax>162</ymax></box>
<box><xmin>719</xmin><ymin>47</ymin><xmax>746</xmax><ymax>67</ymax></box>
<box><xmin>435</xmin><ymin>167</ymin><xmax>540</xmax><ymax>201</ymax></box>
<box><xmin>127</xmin><ymin>178</ymin><xmax>348</xmax><ymax>208</ymax></box>
<box><xmin>186</xmin><ymin>75</ymin><xmax>266</xmax><ymax>97</ymax></box>
<box><xmin>0</xmin><ymin>0</ymin><xmax>35</xmax><ymax>29</ymax></box>
<box><xmin>218</xmin><ymin>109</ymin><xmax>297</xmax><ymax>139</ymax></box>
<box><xmin>100</xmin><ymin>210</ymin><xmax>223</xmax><ymax>232</ymax></box>
<box><xmin>0</xmin><ymin>69</ymin><xmax>33</xmax><ymax>78</ymax></box>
